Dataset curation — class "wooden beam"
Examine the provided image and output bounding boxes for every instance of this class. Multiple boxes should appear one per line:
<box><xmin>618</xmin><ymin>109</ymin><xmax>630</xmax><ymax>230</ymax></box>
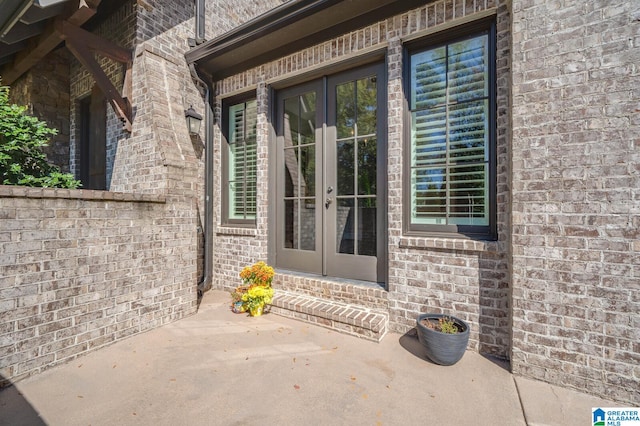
<box><xmin>2</xmin><ymin>21</ymin><xmax>61</xmax><ymax>85</ymax></box>
<box><xmin>122</xmin><ymin>62</ymin><xmax>132</xmax><ymax>102</ymax></box>
<box><xmin>65</xmin><ymin>39</ymin><xmax>132</xmax><ymax>132</ymax></box>
<box><xmin>2</xmin><ymin>0</ymin><xmax>100</xmax><ymax>85</ymax></box>
<box><xmin>66</xmin><ymin>0</ymin><xmax>101</xmax><ymax>26</ymax></box>
<box><xmin>56</xmin><ymin>19</ymin><xmax>133</xmax><ymax>132</ymax></box>
<box><xmin>56</xmin><ymin>20</ymin><xmax>131</xmax><ymax>63</ymax></box>
<box><xmin>2</xmin><ymin>0</ymin><xmax>134</xmax><ymax>132</ymax></box>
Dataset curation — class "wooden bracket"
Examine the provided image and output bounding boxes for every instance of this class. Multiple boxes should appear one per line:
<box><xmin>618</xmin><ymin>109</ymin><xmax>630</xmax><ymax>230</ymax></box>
<box><xmin>3</xmin><ymin>0</ymin><xmax>101</xmax><ymax>85</ymax></box>
<box><xmin>2</xmin><ymin>0</ymin><xmax>133</xmax><ymax>132</ymax></box>
<box><xmin>57</xmin><ymin>20</ymin><xmax>133</xmax><ymax>132</ymax></box>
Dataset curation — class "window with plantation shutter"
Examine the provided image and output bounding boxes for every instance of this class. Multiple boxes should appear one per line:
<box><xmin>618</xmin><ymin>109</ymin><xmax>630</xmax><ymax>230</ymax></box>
<box><xmin>223</xmin><ymin>96</ymin><xmax>257</xmax><ymax>225</ymax></box>
<box><xmin>407</xmin><ymin>27</ymin><xmax>495</xmax><ymax>238</ymax></box>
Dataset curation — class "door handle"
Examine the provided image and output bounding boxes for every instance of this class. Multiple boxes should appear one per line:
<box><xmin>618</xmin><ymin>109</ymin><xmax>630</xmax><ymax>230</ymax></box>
<box><xmin>325</xmin><ymin>197</ymin><xmax>333</xmax><ymax>208</ymax></box>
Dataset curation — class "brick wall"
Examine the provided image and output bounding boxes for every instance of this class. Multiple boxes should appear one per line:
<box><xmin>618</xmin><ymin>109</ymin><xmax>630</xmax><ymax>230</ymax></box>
<box><xmin>386</xmin><ymin>0</ymin><xmax>511</xmax><ymax>358</ymax></box>
<box><xmin>82</xmin><ymin>0</ymin><xmax>285</xmax><ymax>197</ymax></box>
<box><xmin>9</xmin><ymin>49</ymin><xmax>71</xmax><ymax>172</ymax></box>
<box><xmin>1</xmin><ymin>0</ymin><xmax>210</xmax><ymax>386</ymax></box>
<box><xmin>207</xmin><ymin>2</ymin><xmax>295</xmax><ymax>291</ymax></box>
<box><xmin>212</xmin><ymin>0</ymin><xmax>512</xmax><ymax>358</ymax></box>
<box><xmin>511</xmin><ymin>0</ymin><xmax>640</xmax><ymax>404</ymax></box>
<box><xmin>0</xmin><ymin>186</ymin><xmax>198</xmax><ymax>386</ymax></box>
<box><xmin>69</xmin><ymin>1</ymin><xmax>136</xmax><ymax>187</ymax></box>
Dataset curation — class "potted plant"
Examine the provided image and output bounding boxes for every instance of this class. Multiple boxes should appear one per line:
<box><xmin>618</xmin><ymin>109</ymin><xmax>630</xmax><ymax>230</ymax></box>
<box><xmin>241</xmin><ymin>284</ymin><xmax>274</xmax><ymax>316</ymax></box>
<box><xmin>415</xmin><ymin>313</ymin><xmax>470</xmax><ymax>366</ymax></box>
<box><xmin>237</xmin><ymin>261</ymin><xmax>275</xmax><ymax>316</ymax></box>
<box><xmin>230</xmin><ymin>286</ymin><xmax>248</xmax><ymax>313</ymax></box>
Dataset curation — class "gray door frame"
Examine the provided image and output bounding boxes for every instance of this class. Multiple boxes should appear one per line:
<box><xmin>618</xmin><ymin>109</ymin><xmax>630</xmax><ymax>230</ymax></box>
<box><xmin>274</xmin><ymin>80</ymin><xmax>324</xmax><ymax>274</ymax></box>
<box><xmin>272</xmin><ymin>63</ymin><xmax>387</xmax><ymax>284</ymax></box>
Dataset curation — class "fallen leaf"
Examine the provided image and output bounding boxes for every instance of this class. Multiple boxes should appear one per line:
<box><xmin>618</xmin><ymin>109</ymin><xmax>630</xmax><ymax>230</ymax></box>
<box><xmin>294</xmin><ymin>384</ymin><xmax>300</xmax><ymax>390</ymax></box>
<box><xmin>351</xmin><ymin>376</ymin><xmax>356</xmax><ymax>381</ymax></box>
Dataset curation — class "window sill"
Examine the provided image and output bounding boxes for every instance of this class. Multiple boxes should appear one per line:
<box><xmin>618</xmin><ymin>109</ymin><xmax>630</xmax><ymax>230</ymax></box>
<box><xmin>398</xmin><ymin>235</ymin><xmax>503</xmax><ymax>253</ymax></box>
<box><xmin>215</xmin><ymin>226</ymin><xmax>257</xmax><ymax>237</ymax></box>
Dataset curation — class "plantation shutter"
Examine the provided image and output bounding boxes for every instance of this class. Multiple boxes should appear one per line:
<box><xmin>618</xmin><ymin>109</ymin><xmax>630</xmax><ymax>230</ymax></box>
<box><xmin>228</xmin><ymin>100</ymin><xmax>257</xmax><ymax>220</ymax></box>
<box><xmin>410</xmin><ymin>34</ymin><xmax>489</xmax><ymax>227</ymax></box>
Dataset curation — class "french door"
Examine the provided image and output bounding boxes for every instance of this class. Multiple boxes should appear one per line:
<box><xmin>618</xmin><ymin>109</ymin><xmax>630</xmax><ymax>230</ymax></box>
<box><xmin>274</xmin><ymin>63</ymin><xmax>386</xmax><ymax>283</ymax></box>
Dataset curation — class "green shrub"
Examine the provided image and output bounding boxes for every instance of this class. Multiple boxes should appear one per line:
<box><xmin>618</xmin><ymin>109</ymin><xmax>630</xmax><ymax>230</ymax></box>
<box><xmin>0</xmin><ymin>81</ymin><xmax>80</xmax><ymax>189</ymax></box>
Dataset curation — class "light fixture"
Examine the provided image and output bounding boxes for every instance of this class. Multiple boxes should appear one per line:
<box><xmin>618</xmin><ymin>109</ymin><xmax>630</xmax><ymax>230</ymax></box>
<box><xmin>185</xmin><ymin>105</ymin><xmax>203</xmax><ymax>135</ymax></box>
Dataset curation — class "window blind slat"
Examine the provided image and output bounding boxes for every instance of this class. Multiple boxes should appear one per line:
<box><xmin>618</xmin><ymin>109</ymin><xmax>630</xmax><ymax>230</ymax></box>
<box><xmin>228</xmin><ymin>99</ymin><xmax>258</xmax><ymax>220</ymax></box>
<box><xmin>410</xmin><ymin>33</ymin><xmax>490</xmax><ymax>227</ymax></box>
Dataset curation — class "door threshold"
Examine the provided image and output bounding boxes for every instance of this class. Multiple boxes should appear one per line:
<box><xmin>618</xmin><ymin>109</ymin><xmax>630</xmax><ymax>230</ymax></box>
<box><xmin>276</xmin><ymin>268</ymin><xmax>386</xmax><ymax>291</ymax></box>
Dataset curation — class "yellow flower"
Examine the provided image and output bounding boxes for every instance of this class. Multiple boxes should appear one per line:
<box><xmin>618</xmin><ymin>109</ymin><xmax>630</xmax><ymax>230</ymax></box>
<box><xmin>241</xmin><ymin>284</ymin><xmax>274</xmax><ymax>310</ymax></box>
<box><xmin>236</xmin><ymin>261</ymin><xmax>276</xmax><ymax>311</ymax></box>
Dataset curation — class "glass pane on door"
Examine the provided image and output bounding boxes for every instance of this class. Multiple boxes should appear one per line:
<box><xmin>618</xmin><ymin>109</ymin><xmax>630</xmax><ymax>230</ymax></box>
<box><xmin>334</xmin><ymin>76</ymin><xmax>377</xmax><ymax>257</ymax></box>
<box><xmin>336</xmin><ymin>198</ymin><xmax>354</xmax><ymax>254</ymax></box>
<box><xmin>275</xmin><ymin>64</ymin><xmax>385</xmax><ymax>283</ymax></box>
<box><xmin>358</xmin><ymin>198</ymin><xmax>376</xmax><ymax>256</ymax></box>
<box><xmin>283</xmin><ymin>91</ymin><xmax>317</xmax><ymax>251</ymax></box>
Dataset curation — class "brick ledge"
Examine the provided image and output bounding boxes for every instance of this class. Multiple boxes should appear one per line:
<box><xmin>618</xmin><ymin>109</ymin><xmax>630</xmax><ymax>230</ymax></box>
<box><xmin>0</xmin><ymin>185</ymin><xmax>166</xmax><ymax>203</ymax></box>
<box><xmin>270</xmin><ymin>290</ymin><xmax>388</xmax><ymax>342</ymax></box>
<box><xmin>398</xmin><ymin>236</ymin><xmax>504</xmax><ymax>253</ymax></box>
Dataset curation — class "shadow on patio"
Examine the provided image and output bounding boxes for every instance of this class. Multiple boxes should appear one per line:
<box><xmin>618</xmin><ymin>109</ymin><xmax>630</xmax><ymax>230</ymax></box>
<box><xmin>0</xmin><ymin>290</ymin><xmax>608</xmax><ymax>426</ymax></box>
<box><xmin>0</xmin><ymin>375</ymin><xmax>46</xmax><ymax>426</ymax></box>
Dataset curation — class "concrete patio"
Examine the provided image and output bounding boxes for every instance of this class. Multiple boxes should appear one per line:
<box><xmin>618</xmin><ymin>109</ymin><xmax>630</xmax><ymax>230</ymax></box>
<box><xmin>0</xmin><ymin>290</ymin><xmax>621</xmax><ymax>425</ymax></box>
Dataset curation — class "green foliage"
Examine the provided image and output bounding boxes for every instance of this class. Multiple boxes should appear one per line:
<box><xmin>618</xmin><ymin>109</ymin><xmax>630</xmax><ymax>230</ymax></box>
<box><xmin>424</xmin><ymin>316</ymin><xmax>460</xmax><ymax>334</ymax></box>
<box><xmin>0</xmin><ymin>81</ymin><xmax>81</xmax><ymax>189</ymax></box>
<box><xmin>437</xmin><ymin>317</ymin><xmax>459</xmax><ymax>334</ymax></box>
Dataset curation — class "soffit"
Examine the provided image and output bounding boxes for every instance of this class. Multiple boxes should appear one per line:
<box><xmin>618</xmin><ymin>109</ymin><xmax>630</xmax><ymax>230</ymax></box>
<box><xmin>186</xmin><ymin>0</ymin><xmax>427</xmax><ymax>80</ymax></box>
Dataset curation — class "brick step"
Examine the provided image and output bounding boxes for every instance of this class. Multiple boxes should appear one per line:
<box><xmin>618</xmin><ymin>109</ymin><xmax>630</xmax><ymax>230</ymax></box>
<box><xmin>269</xmin><ymin>290</ymin><xmax>388</xmax><ymax>342</ymax></box>
<box><xmin>274</xmin><ymin>272</ymin><xmax>388</xmax><ymax>311</ymax></box>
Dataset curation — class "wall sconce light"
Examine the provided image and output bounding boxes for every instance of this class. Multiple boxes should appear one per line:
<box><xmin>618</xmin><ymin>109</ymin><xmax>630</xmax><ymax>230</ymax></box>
<box><xmin>185</xmin><ymin>105</ymin><xmax>203</xmax><ymax>135</ymax></box>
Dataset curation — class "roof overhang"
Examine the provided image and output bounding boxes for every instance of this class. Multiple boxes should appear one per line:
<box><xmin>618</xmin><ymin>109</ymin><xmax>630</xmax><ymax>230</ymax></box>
<box><xmin>0</xmin><ymin>0</ymin><xmax>71</xmax><ymax>65</ymax></box>
<box><xmin>0</xmin><ymin>0</ymin><xmax>125</xmax><ymax>68</ymax></box>
<box><xmin>185</xmin><ymin>0</ymin><xmax>428</xmax><ymax>81</ymax></box>
<box><xmin>0</xmin><ymin>0</ymin><xmax>133</xmax><ymax>131</ymax></box>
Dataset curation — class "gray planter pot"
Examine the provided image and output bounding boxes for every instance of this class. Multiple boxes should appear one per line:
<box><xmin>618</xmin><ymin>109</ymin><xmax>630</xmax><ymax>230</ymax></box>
<box><xmin>416</xmin><ymin>313</ymin><xmax>470</xmax><ymax>366</ymax></box>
